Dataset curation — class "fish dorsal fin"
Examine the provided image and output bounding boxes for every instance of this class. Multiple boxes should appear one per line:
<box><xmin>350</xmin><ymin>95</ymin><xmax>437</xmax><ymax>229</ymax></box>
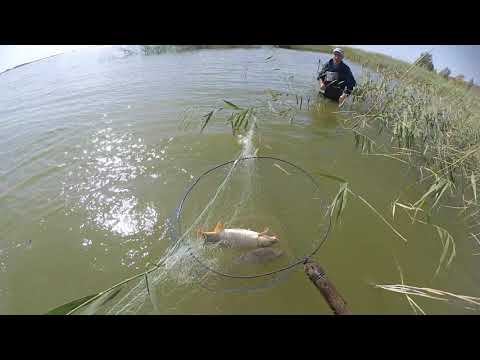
<box><xmin>213</xmin><ymin>221</ymin><xmax>224</xmax><ymax>233</ymax></box>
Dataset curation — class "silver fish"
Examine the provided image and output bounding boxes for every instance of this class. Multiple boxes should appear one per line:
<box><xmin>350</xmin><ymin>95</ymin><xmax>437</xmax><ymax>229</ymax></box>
<box><xmin>200</xmin><ymin>222</ymin><xmax>279</xmax><ymax>249</ymax></box>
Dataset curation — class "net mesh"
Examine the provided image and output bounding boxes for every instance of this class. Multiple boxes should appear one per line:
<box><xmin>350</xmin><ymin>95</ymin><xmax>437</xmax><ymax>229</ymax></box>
<box><xmin>71</xmin><ymin>120</ymin><xmax>332</xmax><ymax>315</ymax></box>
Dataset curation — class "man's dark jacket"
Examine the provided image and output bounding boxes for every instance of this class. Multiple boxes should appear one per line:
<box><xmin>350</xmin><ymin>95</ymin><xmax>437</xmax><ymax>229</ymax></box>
<box><xmin>317</xmin><ymin>59</ymin><xmax>356</xmax><ymax>100</ymax></box>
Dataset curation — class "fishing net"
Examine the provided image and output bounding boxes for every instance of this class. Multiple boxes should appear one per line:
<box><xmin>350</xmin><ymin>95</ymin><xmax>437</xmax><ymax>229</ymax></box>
<box><xmin>175</xmin><ymin>156</ymin><xmax>332</xmax><ymax>290</ymax></box>
<box><xmin>69</xmin><ymin>113</ymin><xmax>333</xmax><ymax>314</ymax></box>
<box><xmin>68</xmin><ymin>154</ymin><xmax>332</xmax><ymax>314</ymax></box>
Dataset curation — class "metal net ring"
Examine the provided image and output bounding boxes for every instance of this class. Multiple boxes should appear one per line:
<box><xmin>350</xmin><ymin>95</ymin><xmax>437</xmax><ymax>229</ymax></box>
<box><xmin>174</xmin><ymin>156</ymin><xmax>333</xmax><ymax>279</ymax></box>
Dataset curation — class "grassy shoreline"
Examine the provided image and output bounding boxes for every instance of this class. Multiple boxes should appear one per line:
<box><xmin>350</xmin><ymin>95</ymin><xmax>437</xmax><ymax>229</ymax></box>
<box><xmin>280</xmin><ymin>45</ymin><xmax>411</xmax><ymax>67</ymax></box>
<box><xmin>280</xmin><ymin>45</ymin><xmax>480</xmax><ymax>94</ymax></box>
<box><xmin>289</xmin><ymin>44</ymin><xmax>480</xmax><ymax>265</ymax></box>
<box><xmin>284</xmin><ymin>45</ymin><xmax>480</xmax><ymax>189</ymax></box>
<box><xmin>282</xmin><ymin>45</ymin><xmax>480</xmax><ymax>309</ymax></box>
<box><xmin>166</xmin><ymin>44</ymin><xmax>480</xmax><ymax>261</ymax></box>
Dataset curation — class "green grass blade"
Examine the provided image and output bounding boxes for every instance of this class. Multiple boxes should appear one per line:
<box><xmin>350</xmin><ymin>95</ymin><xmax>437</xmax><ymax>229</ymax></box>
<box><xmin>200</xmin><ymin>110</ymin><xmax>215</xmax><ymax>133</ymax></box>
<box><xmin>431</xmin><ymin>181</ymin><xmax>451</xmax><ymax>209</ymax></box>
<box><xmin>46</xmin><ymin>294</ymin><xmax>98</xmax><ymax>315</ymax></box>
<box><xmin>340</xmin><ymin>184</ymin><xmax>349</xmax><ymax>218</ymax></box>
<box><xmin>413</xmin><ymin>179</ymin><xmax>445</xmax><ymax>208</ymax></box>
<box><xmin>356</xmin><ymin>194</ymin><xmax>408</xmax><ymax>243</ymax></box>
<box><xmin>223</xmin><ymin>100</ymin><xmax>242</xmax><ymax>110</ymax></box>
<box><xmin>145</xmin><ymin>273</ymin><xmax>161</xmax><ymax>314</ymax></box>
<box><xmin>471</xmin><ymin>172</ymin><xmax>477</xmax><ymax>203</ymax></box>
<box><xmin>312</xmin><ymin>170</ymin><xmax>347</xmax><ymax>184</ymax></box>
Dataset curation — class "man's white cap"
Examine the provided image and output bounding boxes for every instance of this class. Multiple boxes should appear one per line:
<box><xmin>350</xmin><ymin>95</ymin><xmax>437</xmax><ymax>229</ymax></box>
<box><xmin>333</xmin><ymin>47</ymin><xmax>344</xmax><ymax>56</ymax></box>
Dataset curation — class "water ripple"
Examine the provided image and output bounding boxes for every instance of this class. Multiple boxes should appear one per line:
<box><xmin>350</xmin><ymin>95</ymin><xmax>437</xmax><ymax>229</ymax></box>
<box><xmin>63</xmin><ymin>127</ymin><xmax>162</xmax><ymax>238</ymax></box>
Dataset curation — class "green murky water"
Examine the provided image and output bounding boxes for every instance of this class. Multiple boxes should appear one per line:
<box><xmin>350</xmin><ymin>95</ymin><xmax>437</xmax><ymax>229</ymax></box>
<box><xmin>0</xmin><ymin>46</ymin><xmax>477</xmax><ymax>314</ymax></box>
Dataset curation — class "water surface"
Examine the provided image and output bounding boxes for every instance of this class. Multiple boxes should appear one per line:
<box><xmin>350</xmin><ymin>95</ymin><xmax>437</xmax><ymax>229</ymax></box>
<box><xmin>0</xmin><ymin>46</ymin><xmax>476</xmax><ymax>314</ymax></box>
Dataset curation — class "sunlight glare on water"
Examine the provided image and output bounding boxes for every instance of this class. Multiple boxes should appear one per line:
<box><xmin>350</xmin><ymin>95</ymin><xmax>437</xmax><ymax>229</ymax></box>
<box><xmin>0</xmin><ymin>46</ymin><xmax>476</xmax><ymax>314</ymax></box>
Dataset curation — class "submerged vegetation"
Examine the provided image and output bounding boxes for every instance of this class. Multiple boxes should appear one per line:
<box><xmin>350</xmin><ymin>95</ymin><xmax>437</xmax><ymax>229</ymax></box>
<box><xmin>280</xmin><ymin>46</ymin><xmax>480</xmax><ymax>222</ymax></box>
<box><xmin>284</xmin><ymin>45</ymin><xmax>480</xmax><ymax>312</ymax></box>
<box><xmin>185</xmin><ymin>45</ymin><xmax>480</xmax><ymax>312</ymax></box>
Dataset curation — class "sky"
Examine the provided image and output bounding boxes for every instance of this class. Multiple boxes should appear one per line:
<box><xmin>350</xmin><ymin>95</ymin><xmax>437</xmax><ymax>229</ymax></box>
<box><xmin>0</xmin><ymin>45</ymin><xmax>97</xmax><ymax>73</ymax></box>
<box><xmin>348</xmin><ymin>45</ymin><xmax>480</xmax><ymax>83</ymax></box>
<box><xmin>1</xmin><ymin>45</ymin><xmax>479</xmax><ymax>84</ymax></box>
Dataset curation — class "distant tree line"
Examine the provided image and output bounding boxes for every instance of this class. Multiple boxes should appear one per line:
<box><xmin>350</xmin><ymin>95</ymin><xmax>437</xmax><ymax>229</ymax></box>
<box><xmin>415</xmin><ymin>52</ymin><xmax>435</xmax><ymax>71</ymax></box>
<box><xmin>415</xmin><ymin>52</ymin><xmax>475</xmax><ymax>89</ymax></box>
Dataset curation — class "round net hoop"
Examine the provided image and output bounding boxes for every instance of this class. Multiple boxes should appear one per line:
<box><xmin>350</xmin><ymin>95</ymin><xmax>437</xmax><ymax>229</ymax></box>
<box><xmin>174</xmin><ymin>156</ymin><xmax>333</xmax><ymax>280</ymax></box>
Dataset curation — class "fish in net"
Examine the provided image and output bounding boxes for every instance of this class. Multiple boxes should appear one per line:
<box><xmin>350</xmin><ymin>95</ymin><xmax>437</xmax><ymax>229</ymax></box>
<box><xmin>67</xmin><ymin>118</ymin><xmax>334</xmax><ymax>314</ymax></box>
<box><xmin>68</xmin><ymin>155</ymin><xmax>333</xmax><ymax>315</ymax></box>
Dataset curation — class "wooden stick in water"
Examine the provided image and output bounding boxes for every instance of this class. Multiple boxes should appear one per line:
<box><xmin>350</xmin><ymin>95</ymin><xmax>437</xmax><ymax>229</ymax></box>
<box><xmin>304</xmin><ymin>260</ymin><xmax>352</xmax><ymax>315</ymax></box>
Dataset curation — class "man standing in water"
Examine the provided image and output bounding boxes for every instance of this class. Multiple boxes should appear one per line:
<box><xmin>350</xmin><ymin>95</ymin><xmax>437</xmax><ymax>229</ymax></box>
<box><xmin>317</xmin><ymin>47</ymin><xmax>356</xmax><ymax>107</ymax></box>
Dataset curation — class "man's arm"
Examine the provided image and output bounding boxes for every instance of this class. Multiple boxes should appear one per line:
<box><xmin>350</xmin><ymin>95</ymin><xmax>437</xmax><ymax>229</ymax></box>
<box><xmin>338</xmin><ymin>66</ymin><xmax>356</xmax><ymax>107</ymax></box>
<box><xmin>343</xmin><ymin>66</ymin><xmax>356</xmax><ymax>95</ymax></box>
<box><xmin>317</xmin><ymin>62</ymin><xmax>330</xmax><ymax>91</ymax></box>
<box><xmin>317</xmin><ymin>62</ymin><xmax>329</xmax><ymax>82</ymax></box>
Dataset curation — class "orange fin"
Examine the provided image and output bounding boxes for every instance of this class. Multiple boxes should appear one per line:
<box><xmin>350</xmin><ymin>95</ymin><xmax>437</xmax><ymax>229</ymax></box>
<box><xmin>259</xmin><ymin>227</ymin><xmax>270</xmax><ymax>236</ymax></box>
<box><xmin>213</xmin><ymin>221</ymin><xmax>224</xmax><ymax>233</ymax></box>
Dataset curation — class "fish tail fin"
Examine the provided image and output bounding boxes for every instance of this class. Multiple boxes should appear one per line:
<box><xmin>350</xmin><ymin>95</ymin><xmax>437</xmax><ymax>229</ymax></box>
<box><xmin>259</xmin><ymin>227</ymin><xmax>270</xmax><ymax>236</ymax></box>
<box><xmin>213</xmin><ymin>221</ymin><xmax>224</xmax><ymax>233</ymax></box>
